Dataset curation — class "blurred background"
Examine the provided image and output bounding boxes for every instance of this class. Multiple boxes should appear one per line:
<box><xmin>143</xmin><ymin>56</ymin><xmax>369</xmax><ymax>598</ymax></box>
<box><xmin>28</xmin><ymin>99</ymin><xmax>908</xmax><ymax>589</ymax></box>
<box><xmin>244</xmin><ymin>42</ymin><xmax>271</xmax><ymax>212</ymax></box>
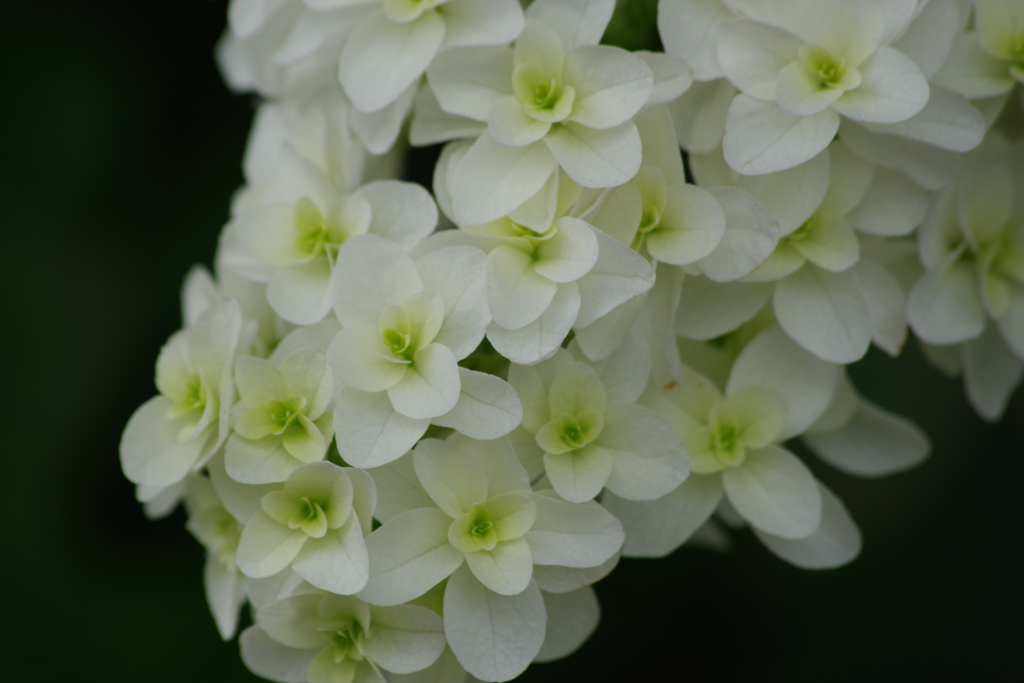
<box><xmin>2</xmin><ymin>1</ymin><xmax>1020</xmax><ymax>680</ymax></box>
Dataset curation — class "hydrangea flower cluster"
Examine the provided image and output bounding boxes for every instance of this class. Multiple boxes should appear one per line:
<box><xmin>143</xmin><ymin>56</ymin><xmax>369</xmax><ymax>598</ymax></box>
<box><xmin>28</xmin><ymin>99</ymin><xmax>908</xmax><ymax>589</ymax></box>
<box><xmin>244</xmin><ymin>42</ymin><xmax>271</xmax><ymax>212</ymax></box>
<box><xmin>122</xmin><ymin>0</ymin><xmax>1024</xmax><ymax>680</ymax></box>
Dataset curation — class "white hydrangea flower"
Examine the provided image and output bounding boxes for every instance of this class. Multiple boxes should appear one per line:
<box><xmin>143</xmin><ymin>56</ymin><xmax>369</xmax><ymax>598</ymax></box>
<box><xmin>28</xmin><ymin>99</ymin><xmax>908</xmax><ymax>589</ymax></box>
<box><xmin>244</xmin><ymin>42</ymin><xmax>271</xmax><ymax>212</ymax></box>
<box><xmin>184</xmin><ymin>476</ymin><xmax>247</xmax><ymax>640</ymax></box>
<box><xmin>908</xmin><ymin>143</ymin><xmax>1024</xmax><ymax>364</ymax></box>
<box><xmin>121</xmin><ymin>299</ymin><xmax>244</xmax><ymax>489</ymax></box>
<box><xmin>235</xmin><ymin>461</ymin><xmax>376</xmax><ymax>595</ymax></box>
<box><xmin>240</xmin><ymin>589</ymin><xmax>446</xmax><ymax>683</ymax></box>
<box><xmin>331</xmin><ymin>0</ymin><xmax>526</xmax><ymax>114</ymax></box>
<box><xmin>683</xmin><ymin>143</ymin><xmax>916</xmax><ymax>362</ymax></box>
<box><xmin>586</xmin><ymin>105</ymin><xmax>780</xmax><ymax>288</ymax></box>
<box><xmin>427</xmin><ymin>0</ymin><xmax>656</xmax><ymax>225</ymax></box>
<box><xmin>664</xmin><ymin>0</ymin><xmax>943</xmax><ymax>174</ymax></box>
<box><xmin>432</xmin><ymin>146</ymin><xmax>656</xmax><ymax>363</ymax></box>
<box><xmin>328</xmin><ymin>234</ymin><xmax>521</xmax><ymax>467</ymax></box>
<box><xmin>220</xmin><ymin>0</ymin><xmax>524</xmax><ymax>118</ymax></box>
<box><xmin>225</xmin><ymin>347</ymin><xmax>334</xmax><ymax>484</ymax></box>
<box><xmin>237</xmin><ymin>87</ymin><xmax>376</xmax><ymax>200</ymax></box>
<box><xmin>605</xmin><ymin>326</ymin><xmax>841</xmax><ymax>553</ymax></box>
<box><xmin>507</xmin><ymin>348</ymin><xmax>689</xmax><ymax>503</ymax></box>
<box><xmin>934</xmin><ymin>0</ymin><xmax>1024</xmax><ymax>99</ymax></box>
<box><xmin>356</xmin><ymin>433</ymin><xmax>623</xmax><ymax>681</ymax></box>
<box><xmin>221</xmin><ymin>159</ymin><xmax>439</xmax><ymax>325</ymax></box>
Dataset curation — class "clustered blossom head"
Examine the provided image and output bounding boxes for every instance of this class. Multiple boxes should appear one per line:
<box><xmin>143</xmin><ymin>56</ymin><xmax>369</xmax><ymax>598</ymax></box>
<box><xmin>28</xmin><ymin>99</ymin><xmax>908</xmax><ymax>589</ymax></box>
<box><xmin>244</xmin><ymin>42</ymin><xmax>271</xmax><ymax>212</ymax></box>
<box><xmin>121</xmin><ymin>0</ymin><xmax>1023</xmax><ymax>681</ymax></box>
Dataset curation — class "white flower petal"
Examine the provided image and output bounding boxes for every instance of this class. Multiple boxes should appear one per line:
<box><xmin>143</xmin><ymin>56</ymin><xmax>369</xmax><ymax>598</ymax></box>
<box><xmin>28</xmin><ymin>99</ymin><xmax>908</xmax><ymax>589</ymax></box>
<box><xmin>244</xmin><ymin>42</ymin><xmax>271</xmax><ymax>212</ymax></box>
<box><xmin>360</xmin><ymin>507</ymin><xmax>465</xmax><ymax>606</ymax></box>
<box><xmin>636</xmin><ymin>51</ymin><xmax>693</xmax><ymax>111</ymax></box>
<box><xmin>525</xmin><ymin>0</ymin><xmax>615</xmax><ymax>48</ymax></box>
<box><xmin>525</xmin><ymin>492</ymin><xmax>624</xmax><ymax>568</ymax></box>
<box><xmin>861</xmin><ymin>85</ymin><xmax>985</xmax><ymax>153</ymax></box>
<box><xmin>487</xmin><ymin>246</ymin><xmax>559</xmax><ymax>331</ymax></box>
<box><xmin>543</xmin><ymin>446</ymin><xmax>613</xmax><ymax>504</ymax></box>
<box><xmin>120</xmin><ymin>396</ymin><xmax>211</xmax><ymax>488</ymax></box>
<box><xmin>722</xmin><ymin>444</ymin><xmax>821</xmax><ymax>539</ymax></box>
<box><xmin>658</xmin><ymin>0</ymin><xmax>731</xmax><ymax>80</ymax></box>
<box><xmin>714</xmin><ymin>20</ymin><xmax>800</xmax><ymax>101</ymax></box>
<box><xmin>603</xmin><ymin>474</ymin><xmax>723</xmax><ymax>558</ymax></box>
<box><xmin>964</xmin><ymin>325</ymin><xmax>1024</xmax><ymax>422</ymax></box>
<box><xmin>907</xmin><ymin>249</ymin><xmax>986</xmax><ymax>345</ymax></box>
<box><xmin>668</xmin><ymin>78</ymin><xmax>735</xmax><ymax>153</ymax></box>
<box><xmin>805</xmin><ymin>397</ymin><xmax>930</xmax><ymax>477</ymax></box>
<box><xmin>752</xmin><ymin>482</ymin><xmax>861</xmax><ymax>569</ymax></box>
<box><xmin>236</xmin><ymin>511</ymin><xmax>307</xmax><ymax>578</ymax></box>
<box><xmin>676</xmin><ymin>277</ymin><xmax>774</xmax><ymax>340</ymax></box>
<box><xmin>575</xmin><ymin>227</ymin><xmax>655</xmax><ymax>327</ymax></box>
<box><xmin>648</xmin><ymin>183</ymin><xmax>726</xmax><ymax>265</ymax></box>
<box><xmin>774</xmin><ymin>266</ymin><xmax>873</xmax><ymax>363</ymax></box>
<box><xmin>563</xmin><ymin>46</ymin><xmax>653</xmax><ymax>129</ymax></box>
<box><xmin>848</xmin><ymin>168</ymin><xmax>928</xmax><ymax>237</ymax></box>
<box><xmin>727</xmin><ymin>325</ymin><xmax>841</xmax><ymax>439</ymax></box>
<box><xmin>204</xmin><ymin>556</ymin><xmax>245</xmax><ymax>640</ymax></box>
<box><xmin>853</xmin><ymin>260</ymin><xmax>907</xmax><ymax>357</ymax></box>
<box><xmin>292</xmin><ymin>521</ymin><xmax>370</xmax><ymax>595</ymax></box>
<box><xmin>440</xmin><ymin>0</ymin><xmax>525</xmax><ymax>50</ymax></box>
<box><xmin>488</xmin><ymin>96</ymin><xmax>552</xmax><ymax>147</ymax></box>
<box><xmin>696</xmin><ymin>187</ymin><xmax>780</xmax><ymax>281</ymax></box>
<box><xmin>240</xmin><ymin>626</ymin><xmax>318</xmax><ymax>683</ymax></box>
<box><xmin>443</xmin><ymin>565</ymin><xmax>546</xmax><ymax>682</ymax></box>
<box><xmin>410</xmin><ymin>84</ymin><xmax>488</xmax><ymax>146</ymax></box>
<box><xmin>544</xmin><ymin>121</ymin><xmax>643</xmax><ymax>188</ymax></box>
<box><xmin>363</xmin><ymin>604</ymin><xmax>446</xmax><ymax>674</ymax></box>
<box><xmin>332</xmin><ymin>234</ymin><xmax>423</xmax><ymax>327</ymax></box>
<box><xmin>333</xmin><ymin>386</ymin><xmax>430</xmax><ymax>468</ymax></box>
<box><xmin>388</xmin><ymin>344</ymin><xmax>461</xmax><ymax>420</ymax></box>
<box><xmin>359</xmin><ymin>180</ymin><xmax>438</xmax><ymax>249</ymax></box>
<box><xmin>350</xmin><ymin>81</ymin><xmax>418</xmax><ymax>155</ymax></box>
<box><xmin>534</xmin><ymin>217</ymin><xmax>600</xmax><ymax>283</ymax></box>
<box><xmin>933</xmin><ymin>32</ymin><xmax>1017</xmax><ymax>99</ymax></box>
<box><xmin>531</xmin><ymin>553</ymin><xmax>619</xmax><ymax>594</ymax></box>
<box><xmin>340</xmin><ymin>9</ymin><xmax>444</xmax><ymax>113</ymax></box>
<box><xmin>893</xmin><ymin>0</ymin><xmax>960</xmax><ymax>79</ymax></box>
<box><xmin>427</xmin><ymin>46</ymin><xmax>515</xmax><ymax>121</ymax></box>
<box><xmin>723</xmin><ymin>95</ymin><xmax>840</xmax><ymax>175</ymax></box>
<box><xmin>831</xmin><ymin>47</ymin><xmax>929</xmax><ymax>124</ymax></box>
<box><xmin>226</xmin><ymin>433</ymin><xmax>307</xmax><ymax>485</ymax></box>
<box><xmin>599</xmin><ymin>404</ymin><xmax>689</xmax><ymax>501</ymax></box>
<box><xmin>488</xmin><ymin>282</ymin><xmax>580</xmax><ymax>365</ymax></box>
<box><xmin>465</xmin><ymin>537</ymin><xmax>534</xmax><ymax>595</ymax></box>
<box><xmin>413</xmin><ymin>436</ymin><xmax>489</xmax><ymax>518</ymax></box>
<box><xmin>433</xmin><ymin>368</ymin><xmax>524</xmax><ymax>440</ymax></box>
<box><xmin>452</xmin><ymin>133</ymin><xmax>558</xmax><ymax>225</ymax></box>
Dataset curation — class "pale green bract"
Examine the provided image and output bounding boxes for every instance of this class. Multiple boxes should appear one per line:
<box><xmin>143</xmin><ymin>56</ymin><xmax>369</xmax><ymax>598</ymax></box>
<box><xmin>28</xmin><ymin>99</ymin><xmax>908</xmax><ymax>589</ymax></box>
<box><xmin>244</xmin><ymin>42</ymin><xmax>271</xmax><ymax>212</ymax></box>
<box><xmin>118</xmin><ymin>0</ymin><xmax>1024</xmax><ymax>680</ymax></box>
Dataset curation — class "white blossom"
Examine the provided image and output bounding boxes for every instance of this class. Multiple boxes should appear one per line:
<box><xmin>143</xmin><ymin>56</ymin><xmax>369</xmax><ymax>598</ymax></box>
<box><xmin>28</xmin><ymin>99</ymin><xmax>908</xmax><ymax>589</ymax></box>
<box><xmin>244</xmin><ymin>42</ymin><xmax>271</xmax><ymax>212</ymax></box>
<box><xmin>121</xmin><ymin>299</ymin><xmax>244</xmax><ymax>489</ymax></box>
<box><xmin>235</xmin><ymin>461</ymin><xmax>376</xmax><ymax>595</ymax></box>
<box><xmin>427</xmin><ymin>0</ymin><xmax>656</xmax><ymax>224</ymax></box>
<box><xmin>240</xmin><ymin>589</ymin><xmax>446</xmax><ymax>682</ymax></box>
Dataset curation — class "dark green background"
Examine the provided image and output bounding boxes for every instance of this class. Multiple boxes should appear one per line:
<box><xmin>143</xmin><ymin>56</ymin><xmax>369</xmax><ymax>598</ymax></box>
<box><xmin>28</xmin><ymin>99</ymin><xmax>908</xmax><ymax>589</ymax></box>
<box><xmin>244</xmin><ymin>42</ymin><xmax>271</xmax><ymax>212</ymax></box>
<box><xmin>2</xmin><ymin>2</ymin><xmax>1020</xmax><ymax>680</ymax></box>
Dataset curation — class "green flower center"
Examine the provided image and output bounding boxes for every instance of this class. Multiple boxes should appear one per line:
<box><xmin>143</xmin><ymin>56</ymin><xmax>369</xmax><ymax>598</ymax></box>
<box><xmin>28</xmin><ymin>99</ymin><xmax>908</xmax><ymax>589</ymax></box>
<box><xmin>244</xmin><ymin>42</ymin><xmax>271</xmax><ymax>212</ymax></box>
<box><xmin>382</xmin><ymin>327</ymin><xmax>413</xmax><ymax>361</ymax></box>
<box><xmin>638</xmin><ymin>206</ymin><xmax>661</xmax><ymax>235</ymax></box>
<box><xmin>294</xmin><ymin>197</ymin><xmax>344</xmax><ymax>260</ymax></box>
<box><xmin>710</xmin><ymin>422</ymin><xmax>746</xmax><ymax>468</ymax></box>
<box><xmin>799</xmin><ymin>45</ymin><xmax>855</xmax><ymax>90</ymax></box>
<box><xmin>288</xmin><ymin>496</ymin><xmax>328</xmax><ymax>538</ymax></box>
<box><xmin>512</xmin><ymin>65</ymin><xmax>575</xmax><ymax>123</ymax></box>
<box><xmin>267</xmin><ymin>396</ymin><xmax>306</xmax><ymax>434</ymax></box>
<box><xmin>183</xmin><ymin>376</ymin><xmax>207</xmax><ymax>412</ymax></box>
<box><xmin>326</xmin><ymin>623</ymin><xmax>365</xmax><ymax>664</ymax></box>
